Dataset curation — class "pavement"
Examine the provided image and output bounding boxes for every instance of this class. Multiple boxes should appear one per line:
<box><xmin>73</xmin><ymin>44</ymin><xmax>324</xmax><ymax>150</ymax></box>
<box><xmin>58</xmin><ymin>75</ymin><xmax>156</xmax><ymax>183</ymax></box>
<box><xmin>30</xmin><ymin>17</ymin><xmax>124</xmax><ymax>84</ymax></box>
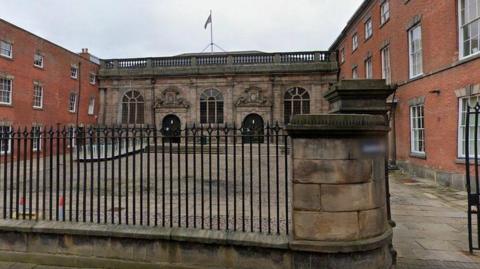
<box><xmin>390</xmin><ymin>170</ymin><xmax>480</xmax><ymax>269</ymax></box>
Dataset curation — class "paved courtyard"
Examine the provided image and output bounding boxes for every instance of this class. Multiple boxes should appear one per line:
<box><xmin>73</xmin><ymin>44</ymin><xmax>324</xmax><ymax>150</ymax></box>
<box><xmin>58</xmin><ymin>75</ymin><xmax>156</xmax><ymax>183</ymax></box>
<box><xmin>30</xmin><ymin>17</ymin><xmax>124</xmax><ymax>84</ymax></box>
<box><xmin>391</xmin><ymin>170</ymin><xmax>480</xmax><ymax>269</ymax></box>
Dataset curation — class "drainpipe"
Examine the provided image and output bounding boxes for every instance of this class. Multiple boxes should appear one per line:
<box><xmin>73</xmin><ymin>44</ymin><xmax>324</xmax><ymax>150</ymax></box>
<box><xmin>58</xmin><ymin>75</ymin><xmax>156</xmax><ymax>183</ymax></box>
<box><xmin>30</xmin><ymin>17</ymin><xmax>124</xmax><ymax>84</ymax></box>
<box><xmin>76</xmin><ymin>61</ymin><xmax>82</xmax><ymax>127</ymax></box>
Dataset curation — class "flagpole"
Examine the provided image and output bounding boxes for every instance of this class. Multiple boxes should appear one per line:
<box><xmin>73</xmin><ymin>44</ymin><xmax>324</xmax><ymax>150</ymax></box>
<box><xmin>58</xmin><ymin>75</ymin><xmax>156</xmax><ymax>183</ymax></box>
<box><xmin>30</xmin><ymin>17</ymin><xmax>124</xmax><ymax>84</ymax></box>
<box><xmin>210</xmin><ymin>10</ymin><xmax>213</xmax><ymax>53</ymax></box>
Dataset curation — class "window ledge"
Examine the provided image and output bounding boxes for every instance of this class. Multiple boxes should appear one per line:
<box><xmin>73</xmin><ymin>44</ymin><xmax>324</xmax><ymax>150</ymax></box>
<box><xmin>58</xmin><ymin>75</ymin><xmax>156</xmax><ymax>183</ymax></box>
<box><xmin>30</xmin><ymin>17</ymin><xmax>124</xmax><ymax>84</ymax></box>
<box><xmin>0</xmin><ymin>103</ymin><xmax>13</xmax><ymax>107</ymax></box>
<box><xmin>410</xmin><ymin>152</ymin><xmax>426</xmax><ymax>159</ymax></box>
<box><xmin>0</xmin><ymin>55</ymin><xmax>13</xmax><ymax>61</ymax></box>
<box><xmin>458</xmin><ymin>52</ymin><xmax>480</xmax><ymax>65</ymax></box>
<box><xmin>380</xmin><ymin>19</ymin><xmax>390</xmax><ymax>29</ymax></box>
<box><xmin>364</xmin><ymin>36</ymin><xmax>372</xmax><ymax>43</ymax></box>
<box><xmin>455</xmin><ymin>158</ymin><xmax>480</xmax><ymax>164</ymax></box>
<box><xmin>33</xmin><ymin>107</ymin><xmax>44</xmax><ymax>111</ymax></box>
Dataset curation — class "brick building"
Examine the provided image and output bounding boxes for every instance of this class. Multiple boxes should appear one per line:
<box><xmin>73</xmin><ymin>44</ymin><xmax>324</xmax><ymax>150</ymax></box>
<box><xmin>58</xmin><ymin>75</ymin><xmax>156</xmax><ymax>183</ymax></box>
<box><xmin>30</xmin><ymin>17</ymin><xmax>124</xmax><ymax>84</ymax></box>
<box><xmin>0</xmin><ymin>19</ymin><xmax>99</xmax><ymax>154</ymax></box>
<box><xmin>330</xmin><ymin>0</ymin><xmax>480</xmax><ymax>189</ymax></box>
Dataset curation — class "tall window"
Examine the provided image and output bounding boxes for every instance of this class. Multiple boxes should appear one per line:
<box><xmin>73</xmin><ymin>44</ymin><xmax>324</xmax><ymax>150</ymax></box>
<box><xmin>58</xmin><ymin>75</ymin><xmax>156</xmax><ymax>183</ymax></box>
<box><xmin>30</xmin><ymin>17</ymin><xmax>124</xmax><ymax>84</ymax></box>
<box><xmin>365</xmin><ymin>57</ymin><xmax>373</xmax><ymax>79</ymax></box>
<box><xmin>34</xmin><ymin>54</ymin><xmax>44</xmax><ymax>68</ymax></box>
<box><xmin>381</xmin><ymin>46</ymin><xmax>391</xmax><ymax>84</ymax></box>
<box><xmin>340</xmin><ymin>48</ymin><xmax>345</xmax><ymax>63</ymax></box>
<box><xmin>68</xmin><ymin>93</ymin><xmax>77</xmax><ymax>113</ymax></box>
<box><xmin>459</xmin><ymin>96</ymin><xmax>480</xmax><ymax>157</ymax></box>
<box><xmin>88</xmin><ymin>97</ymin><xmax>95</xmax><ymax>115</ymax></box>
<box><xmin>200</xmin><ymin>89</ymin><xmax>224</xmax><ymax>124</ymax></box>
<box><xmin>352</xmin><ymin>66</ymin><xmax>359</xmax><ymax>79</ymax></box>
<box><xmin>0</xmin><ymin>40</ymin><xmax>12</xmax><ymax>58</ymax></box>
<box><xmin>284</xmin><ymin>87</ymin><xmax>310</xmax><ymax>124</ymax></box>
<box><xmin>0</xmin><ymin>78</ymin><xmax>12</xmax><ymax>105</ymax></box>
<box><xmin>121</xmin><ymin>91</ymin><xmax>145</xmax><ymax>124</ymax></box>
<box><xmin>71</xmin><ymin>66</ymin><xmax>78</xmax><ymax>79</ymax></box>
<box><xmin>408</xmin><ymin>25</ymin><xmax>423</xmax><ymax>78</ymax></box>
<box><xmin>460</xmin><ymin>0</ymin><xmax>480</xmax><ymax>58</ymax></box>
<box><xmin>352</xmin><ymin>33</ymin><xmax>359</xmax><ymax>51</ymax></box>
<box><xmin>32</xmin><ymin>126</ymin><xmax>42</xmax><ymax>152</ymax></box>
<box><xmin>0</xmin><ymin>125</ymin><xmax>11</xmax><ymax>155</ymax></box>
<box><xmin>33</xmin><ymin>84</ymin><xmax>43</xmax><ymax>108</ymax></box>
<box><xmin>410</xmin><ymin>105</ymin><xmax>425</xmax><ymax>154</ymax></box>
<box><xmin>89</xmin><ymin>73</ymin><xmax>96</xmax><ymax>84</ymax></box>
<box><xmin>381</xmin><ymin>1</ymin><xmax>390</xmax><ymax>25</ymax></box>
<box><xmin>365</xmin><ymin>18</ymin><xmax>373</xmax><ymax>40</ymax></box>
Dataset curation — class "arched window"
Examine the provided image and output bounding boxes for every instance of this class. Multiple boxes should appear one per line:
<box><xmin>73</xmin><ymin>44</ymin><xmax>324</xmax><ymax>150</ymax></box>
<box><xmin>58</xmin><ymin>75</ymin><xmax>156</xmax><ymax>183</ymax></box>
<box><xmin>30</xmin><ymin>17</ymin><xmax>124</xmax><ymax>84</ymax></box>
<box><xmin>200</xmin><ymin>89</ymin><xmax>224</xmax><ymax>124</ymax></box>
<box><xmin>121</xmin><ymin>91</ymin><xmax>144</xmax><ymax>124</ymax></box>
<box><xmin>284</xmin><ymin>87</ymin><xmax>310</xmax><ymax>124</ymax></box>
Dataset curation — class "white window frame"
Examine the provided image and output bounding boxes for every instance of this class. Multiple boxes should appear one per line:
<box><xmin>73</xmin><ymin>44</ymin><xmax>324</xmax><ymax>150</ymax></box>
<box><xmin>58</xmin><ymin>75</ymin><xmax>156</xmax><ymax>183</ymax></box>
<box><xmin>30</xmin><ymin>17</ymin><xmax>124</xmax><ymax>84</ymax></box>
<box><xmin>381</xmin><ymin>1</ymin><xmax>390</xmax><ymax>25</ymax></box>
<box><xmin>352</xmin><ymin>33</ymin><xmax>359</xmax><ymax>51</ymax></box>
<box><xmin>88</xmin><ymin>97</ymin><xmax>95</xmax><ymax>115</ymax></box>
<box><xmin>408</xmin><ymin>24</ymin><xmax>423</xmax><ymax>79</ymax></box>
<box><xmin>459</xmin><ymin>0</ymin><xmax>480</xmax><ymax>59</ymax></box>
<box><xmin>68</xmin><ymin>93</ymin><xmax>77</xmax><ymax>113</ymax></box>
<box><xmin>410</xmin><ymin>104</ymin><xmax>425</xmax><ymax>154</ymax></box>
<box><xmin>365</xmin><ymin>18</ymin><xmax>373</xmax><ymax>40</ymax></box>
<box><xmin>381</xmin><ymin>46</ymin><xmax>391</xmax><ymax>84</ymax></box>
<box><xmin>365</xmin><ymin>57</ymin><xmax>373</xmax><ymax>79</ymax></box>
<box><xmin>71</xmin><ymin>66</ymin><xmax>78</xmax><ymax>79</ymax></box>
<box><xmin>34</xmin><ymin>54</ymin><xmax>44</xmax><ymax>68</ymax></box>
<box><xmin>458</xmin><ymin>95</ymin><xmax>480</xmax><ymax>158</ymax></box>
<box><xmin>352</xmin><ymin>66</ymin><xmax>359</xmax><ymax>79</ymax></box>
<box><xmin>0</xmin><ymin>78</ymin><xmax>12</xmax><ymax>105</ymax></box>
<box><xmin>89</xmin><ymin>73</ymin><xmax>96</xmax><ymax>85</ymax></box>
<box><xmin>0</xmin><ymin>40</ymin><xmax>12</xmax><ymax>59</ymax></box>
<box><xmin>33</xmin><ymin>84</ymin><xmax>43</xmax><ymax>109</ymax></box>
<box><xmin>32</xmin><ymin>126</ymin><xmax>42</xmax><ymax>152</ymax></box>
<box><xmin>0</xmin><ymin>125</ymin><xmax>11</xmax><ymax>155</ymax></box>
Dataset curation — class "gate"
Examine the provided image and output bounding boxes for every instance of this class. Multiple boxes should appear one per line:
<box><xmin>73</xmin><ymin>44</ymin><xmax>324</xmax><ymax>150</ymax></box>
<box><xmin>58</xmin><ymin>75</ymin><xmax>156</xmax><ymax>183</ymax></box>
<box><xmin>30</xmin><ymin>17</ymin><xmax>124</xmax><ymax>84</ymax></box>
<box><xmin>242</xmin><ymin>114</ymin><xmax>264</xmax><ymax>144</ymax></box>
<box><xmin>162</xmin><ymin>114</ymin><xmax>181</xmax><ymax>143</ymax></box>
<box><xmin>465</xmin><ymin>103</ymin><xmax>480</xmax><ymax>253</ymax></box>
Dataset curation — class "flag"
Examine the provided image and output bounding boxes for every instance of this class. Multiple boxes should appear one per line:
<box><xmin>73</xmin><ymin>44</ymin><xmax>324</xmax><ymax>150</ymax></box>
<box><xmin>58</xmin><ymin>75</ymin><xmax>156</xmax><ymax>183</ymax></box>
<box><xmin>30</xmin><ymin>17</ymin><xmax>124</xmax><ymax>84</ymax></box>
<box><xmin>204</xmin><ymin>14</ymin><xmax>212</xmax><ymax>29</ymax></box>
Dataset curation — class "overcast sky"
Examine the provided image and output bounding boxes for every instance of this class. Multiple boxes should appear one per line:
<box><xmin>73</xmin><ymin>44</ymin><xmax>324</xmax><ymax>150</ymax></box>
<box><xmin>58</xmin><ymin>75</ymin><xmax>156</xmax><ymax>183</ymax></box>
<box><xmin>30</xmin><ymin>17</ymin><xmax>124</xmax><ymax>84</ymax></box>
<box><xmin>1</xmin><ymin>0</ymin><xmax>363</xmax><ymax>59</ymax></box>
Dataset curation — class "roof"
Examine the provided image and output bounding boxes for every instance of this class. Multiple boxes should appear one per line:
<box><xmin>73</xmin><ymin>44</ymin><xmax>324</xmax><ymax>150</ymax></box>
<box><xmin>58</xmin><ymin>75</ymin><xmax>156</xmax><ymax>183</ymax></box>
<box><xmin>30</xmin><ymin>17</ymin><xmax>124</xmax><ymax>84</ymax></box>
<box><xmin>329</xmin><ymin>0</ymin><xmax>374</xmax><ymax>51</ymax></box>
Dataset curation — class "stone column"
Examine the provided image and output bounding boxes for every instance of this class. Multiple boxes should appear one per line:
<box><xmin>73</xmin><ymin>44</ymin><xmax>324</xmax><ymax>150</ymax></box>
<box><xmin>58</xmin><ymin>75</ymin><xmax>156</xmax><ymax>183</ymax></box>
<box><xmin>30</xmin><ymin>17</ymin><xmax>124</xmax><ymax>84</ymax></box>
<box><xmin>287</xmin><ymin>114</ymin><xmax>394</xmax><ymax>269</ymax></box>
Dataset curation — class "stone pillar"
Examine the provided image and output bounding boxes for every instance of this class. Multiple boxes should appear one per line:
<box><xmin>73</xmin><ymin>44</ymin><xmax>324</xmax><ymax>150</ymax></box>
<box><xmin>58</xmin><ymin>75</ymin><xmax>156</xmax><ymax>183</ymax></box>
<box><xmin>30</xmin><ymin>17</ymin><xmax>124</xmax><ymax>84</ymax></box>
<box><xmin>287</xmin><ymin>114</ymin><xmax>394</xmax><ymax>269</ymax></box>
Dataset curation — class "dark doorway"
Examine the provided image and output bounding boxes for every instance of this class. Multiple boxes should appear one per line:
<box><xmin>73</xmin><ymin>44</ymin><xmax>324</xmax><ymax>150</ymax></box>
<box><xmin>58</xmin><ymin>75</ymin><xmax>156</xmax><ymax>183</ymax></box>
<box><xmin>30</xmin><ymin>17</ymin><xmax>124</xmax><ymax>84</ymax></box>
<box><xmin>242</xmin><ymin>113</ymin><xmax>264</xmax><ymax>143</ymax></box>
<box><xmin>162</xmin><ymin>114</ymin><xmax>181</xmax><ymax>143</ymax></box>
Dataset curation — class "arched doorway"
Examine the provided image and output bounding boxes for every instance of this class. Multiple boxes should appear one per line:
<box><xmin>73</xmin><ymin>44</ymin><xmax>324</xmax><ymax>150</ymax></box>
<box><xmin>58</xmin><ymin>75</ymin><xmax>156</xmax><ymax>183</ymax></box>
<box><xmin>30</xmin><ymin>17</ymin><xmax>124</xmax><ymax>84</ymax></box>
<box><xmin>162</xmin><ymin>114</ymin><xmax>181</xmax><ymax>143</ymax></box>
<box><xmin>242</xmin><ymin>113</ymin><xmax>264</xmax><ymax>143</ymax></box>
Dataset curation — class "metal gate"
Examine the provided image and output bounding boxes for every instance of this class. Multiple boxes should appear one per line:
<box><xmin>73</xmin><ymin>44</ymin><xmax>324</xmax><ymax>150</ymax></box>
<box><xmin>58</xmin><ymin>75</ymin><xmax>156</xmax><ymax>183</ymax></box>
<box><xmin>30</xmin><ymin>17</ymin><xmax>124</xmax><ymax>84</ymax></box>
<box><xmin>465</xmin><ymin>103</ymin><xmax>480</xmax><ymax>253</ymax></box>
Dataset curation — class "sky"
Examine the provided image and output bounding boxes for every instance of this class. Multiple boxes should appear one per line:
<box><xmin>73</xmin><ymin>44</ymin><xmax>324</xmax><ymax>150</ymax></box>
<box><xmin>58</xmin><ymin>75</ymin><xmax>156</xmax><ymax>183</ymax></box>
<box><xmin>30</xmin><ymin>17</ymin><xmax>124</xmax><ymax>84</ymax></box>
<box><xmin>0</xmin><ymin>0</ymin><xmax>363</xmax><ymax>59</ymax></box>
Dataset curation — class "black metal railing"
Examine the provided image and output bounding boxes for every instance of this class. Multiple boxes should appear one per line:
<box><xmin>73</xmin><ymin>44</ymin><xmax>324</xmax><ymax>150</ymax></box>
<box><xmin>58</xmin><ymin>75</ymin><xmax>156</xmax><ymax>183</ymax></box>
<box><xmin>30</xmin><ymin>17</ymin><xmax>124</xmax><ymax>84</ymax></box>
<box><xmin>465</xmin><ymin>104</ymin><xmax>480</xmax><ymax>252</ymax></box>
<box><xmin>0</xmin><ymin>124</ymin><xmax>290</xmax><ymax>235</ymax></box>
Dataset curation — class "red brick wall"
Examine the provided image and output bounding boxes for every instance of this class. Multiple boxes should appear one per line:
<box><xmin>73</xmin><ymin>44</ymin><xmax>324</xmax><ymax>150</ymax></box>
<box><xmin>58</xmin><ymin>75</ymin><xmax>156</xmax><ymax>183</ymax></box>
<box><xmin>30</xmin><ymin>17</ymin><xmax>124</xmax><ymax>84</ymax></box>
<box><xmin>332</xmin><ymin>0</ymin><xmax>480</xmax><ymax>176</ymax></box>
<box><xmin>0</xmin><ymin>19</ymin><xmax>99</xmax><ymax>129</ymax></box>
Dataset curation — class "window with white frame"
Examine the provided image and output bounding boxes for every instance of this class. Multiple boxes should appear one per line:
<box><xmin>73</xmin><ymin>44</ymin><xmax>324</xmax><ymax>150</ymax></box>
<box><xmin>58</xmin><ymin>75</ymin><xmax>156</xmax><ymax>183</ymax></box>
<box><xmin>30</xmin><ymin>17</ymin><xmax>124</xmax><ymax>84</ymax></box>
<box><xmin>460</xmin><ymin>0</ymin><xmax>480</xmax><ymax>58</ymax></box>
<box><xmin>410</xmin><ymin>104</ymin><xmax>425</xmax><ymax>154</ymax></box>
<box><xmin>340</xmin><ymin>48</ymin><xmax>345</xmax><ymax>63</ymax></box>
<box><xmin>33</xmin><ymin>84</ymin><xmax>43</xmax><ymax>108</ymax></box>
<box><xmin>34</xmin><ymin>54</ymin><xmax>43</xmax><ymax>68</ymax></box>
<box><xmin>88</xmin><ymin>97</ymin><xmax>95</xmax><ymax>115</ymax></box>
<box><xmin>381</xmin><ymin>1</ymin><xmax>390</xmax><ymax>25</ymax></box>
<box><xmin>0</xmin><ymin>125</ymin><xmax>11</xmax><ymax>154</ymax></box>
<box><xmin>408</xmin><ymin>24</ymin><xmax>423</xmax><ymax>78</ymax></box>
<box><xmin>0</xmin><ymin>40</ymin><xmax>12</xmax><ymax>58</ymax></box>
<box><xmin>365</xmin><ymin>57</ymin><xmax>373</xmax><ymax>79</ymax></box>
<box><xmin>381</xmin><ymin>46</ymin><xmax>391</xmax><ymax>84</ymax></box>
<box><xmin>70</xmin><ymin>66</ymin><xmax>78</xmax><ymax>79</ymax></box>
<box><xmin>68</xmin><ymin>93</ymin><xmax>77</xmax><ymax>112</ymax></box>
<box><xmin>365</xmin><ymin>18</ymin><xmax>373</xmax><ymax>39</ymax></box>
<box><xmin>352</xmin><ymin>66</ymin><xmax>359</xmax><ymax>79</ymax></box>
<box><xmin>32</xmin><ymin>126</ymin><xmax>42</xmax><ymax>152</ymax></box>
<box><xmin>352</xmin><ymin>33</ymin><xmax>359</xmax><ymax>51</ymax></box>
<box><xmin>89</xmin><ymin>73</ymin><xmax>96</xmax><ymax>84</ymax></box>
<box><xmin>458</xmin><ymin>95</ymin><xmax>480</xmax><ymax>157</ymax></box>
<box><xmin>0</xmin><ymin>78</ymin><xmax>12</xmax><ymax>105</ymax></box>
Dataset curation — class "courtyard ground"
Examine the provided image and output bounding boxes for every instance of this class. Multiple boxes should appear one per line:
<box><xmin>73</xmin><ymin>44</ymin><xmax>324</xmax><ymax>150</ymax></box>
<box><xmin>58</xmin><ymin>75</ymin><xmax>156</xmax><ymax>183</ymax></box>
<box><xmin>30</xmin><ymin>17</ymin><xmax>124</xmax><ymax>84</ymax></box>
<box><xmin>391</xmin><ymin>170</ymin><xmax>480</xmax><ymax>269</ymax></box>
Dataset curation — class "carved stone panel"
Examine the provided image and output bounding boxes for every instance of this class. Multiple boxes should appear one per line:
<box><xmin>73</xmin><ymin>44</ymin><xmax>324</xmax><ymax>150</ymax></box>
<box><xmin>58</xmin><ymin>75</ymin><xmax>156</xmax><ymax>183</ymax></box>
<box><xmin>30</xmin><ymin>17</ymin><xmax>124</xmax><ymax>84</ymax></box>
<box><xmin>235</xmin><ymin>87</ymin><xmax>272</xmax><ymax>107</ymax></box>
<box><xmin>154</xmin><ymin>88</ymin><xmax>190</xmax><ymax>109</ymax></box>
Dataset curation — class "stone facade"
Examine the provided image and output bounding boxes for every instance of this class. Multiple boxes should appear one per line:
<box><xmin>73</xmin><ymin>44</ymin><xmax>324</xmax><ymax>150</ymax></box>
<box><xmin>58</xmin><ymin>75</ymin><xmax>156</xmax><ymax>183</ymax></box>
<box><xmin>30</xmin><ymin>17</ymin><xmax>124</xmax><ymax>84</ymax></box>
<box><xmin>97</xmin><ymin>52</ymin><xmax>337</xmax><ymax>128</ymax></box>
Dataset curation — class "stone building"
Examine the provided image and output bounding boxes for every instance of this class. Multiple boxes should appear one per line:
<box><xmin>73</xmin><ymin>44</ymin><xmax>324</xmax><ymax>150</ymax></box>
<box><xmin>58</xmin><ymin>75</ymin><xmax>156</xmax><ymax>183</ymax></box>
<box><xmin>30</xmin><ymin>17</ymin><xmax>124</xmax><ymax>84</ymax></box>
<box><xmin>97</xmin><ymin>51</ymin><xmax>338</xmax><ymax>130</ymax></box>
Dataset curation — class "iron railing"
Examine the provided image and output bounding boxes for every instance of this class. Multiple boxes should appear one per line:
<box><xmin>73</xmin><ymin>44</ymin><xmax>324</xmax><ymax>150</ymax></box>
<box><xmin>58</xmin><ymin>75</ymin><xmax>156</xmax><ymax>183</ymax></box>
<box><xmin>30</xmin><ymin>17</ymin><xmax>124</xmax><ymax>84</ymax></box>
<box><xmin>0</xmin><ymin>125</ymin><xmax>290</xmax><ymax>235</ymax></box>
<box><xmin>465</xmin><ymin>104</ymin><xmax>480</xmax><ymax>252</ymax></box>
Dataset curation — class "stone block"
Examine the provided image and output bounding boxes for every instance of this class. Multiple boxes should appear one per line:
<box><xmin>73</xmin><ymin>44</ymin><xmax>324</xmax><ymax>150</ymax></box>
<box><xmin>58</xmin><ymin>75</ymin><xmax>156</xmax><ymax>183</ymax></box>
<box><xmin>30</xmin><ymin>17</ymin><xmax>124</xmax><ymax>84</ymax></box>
<box><xmin>0</xmin><ymin>231</ymin><xmax>27</xmax><ymax>252</ymax></box>
<box><xmin>293</xmin><ymin>159</ymin><xmax>372</xmax><ymax>184</ymax></box>
<box><xmin>293</xmin><ymin>183</ymin><xmax>321</xmax><ymax>211</ymax></box>
<box><xmin>59</xmin><ymin>234</ymin><xmax>94</xmax><ymax>257</ymax></box>
<box><xmin>231</xmin><ymin>245</ymin><xmax>291</xmax><ymax>269</ymax></box>
<box><xmin>436</xmin><ymin>171</ymin><xmax>453</xmax><ymax>187</ymax></box>
<box><xmin>144</xmin><ymin>240</ymin><xmax>171</xmax><ymax>263</ymax></box>
<box><xmin>176</xmin><ymin>241</ymin><xmax>227</xmax><ymax>268</ymax></box>
<box><xmin>27</xmin><ymin>233</ymin><xmax>60</xmax><ymax>254</ymax></box>
<box><xmin>292</xmin><ymin>138</ymin><xmax>361</xmax><ymax>160</ymax></box>
<box><xmin>321</xmin><ymin>182</ymin><xmax>382</xmax><ymax>212</ymax></box>
<box><xmin>293</xmin><ymin>211</ymin><xmax>359</xmax><ymax>241</ymax></box>
<box><xmin>358</xmin><ymin>207</ymin><xmax>387</xmax><ymax>239</ymax></box>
